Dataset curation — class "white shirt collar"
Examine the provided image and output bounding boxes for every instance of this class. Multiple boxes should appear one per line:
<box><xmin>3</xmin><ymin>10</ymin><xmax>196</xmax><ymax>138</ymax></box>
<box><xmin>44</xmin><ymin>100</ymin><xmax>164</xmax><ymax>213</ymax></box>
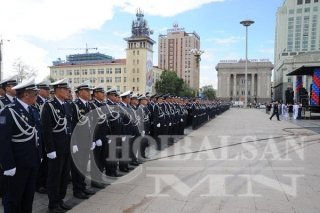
<box><xmin>107</xmin><ymin>98</ymin><xmax>114</xmax><ymax>104</ymax></box>
<box><xmin>17</xmin><ymin>98</ymin><xmax>29</xmax><ymax>111</ymax></box>
<box><xmin>94</xmin><ymin>98</ymin><xmax>102</xmax><ymax>103</ymax></box>
<box><xmin>39</xmin><ymin>95</ymin><xmax>46</xmax><ymax>102</ymax></box>
<box><xmin>55</xmin><ymin>96</ymin><xmax>64</xmax><ymax>105</ymax></box>
<box><xmin>6</xmin><ymin>94</ymin><xmax>15</xmax><ymax>103</ymax></box>
<box><xmin>79</xmin><ymin>97</ymin><xmax>87</xmax><ymax>105</ymax></box>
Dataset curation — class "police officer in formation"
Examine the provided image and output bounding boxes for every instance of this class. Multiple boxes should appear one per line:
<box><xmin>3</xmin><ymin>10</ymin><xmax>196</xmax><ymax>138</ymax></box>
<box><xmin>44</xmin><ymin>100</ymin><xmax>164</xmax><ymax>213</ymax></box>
<box><xmin>35</xmin><ymin>80</ymin><xmax>50</xmax><ymax>194</ymax></box>
<box><xmin>0</xmin><ymin>78</ymin><xmax>42</xmax><ymax>213</ymax></box>
<box><xmin>0</xmin><ymin>76</ymin><xmax>18</xmax><ymax>200</ymax></box>
<box><xmin>0</xmin><ymin>76</ymin><xmax>230</xmax><ymax>213</ymax></box>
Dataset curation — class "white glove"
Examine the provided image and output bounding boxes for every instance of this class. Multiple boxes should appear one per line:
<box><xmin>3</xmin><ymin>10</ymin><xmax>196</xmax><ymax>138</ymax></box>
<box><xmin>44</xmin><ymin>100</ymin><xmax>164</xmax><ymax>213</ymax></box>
<box><xmin>156</xmin><ymin>123</ymin><xmax>161</xmax><ymax>128</ymax></box>
<box><xmin>90</xmin><ymin>142</ymin><xmax>96</xmax><ymax>150</ymax></box>
<box><xmin>47</xmin><ymin>151</ymin><xmax>57</xmax><ymax>159</ymax></box>
<box><xmin>96</xmin><ymin>139</ymin><xmax>102</xmax><ymax>147</ymax></box>
<box><xmin>72</xmin><ymin>145</ymin><xmax>79</xmax><ymax>153</ymax></box>
<box><xmin>4</xmin><ymin>168</ymin><xmax>16</xmax><ymax>176</ymax></box>
<box><xmin>108</xmin><ymin>139</ymin><xmax>112</xmax><ymax>144</ymax></box>
<box><xmin>169</xmin><ymin>122</ymin><xmax>172</xmax><ymax>126</ymax></box>
<box><xmin>122</xmin><ymin>137</ymin><xmax>126</xmax><ymax>142</ymax></box>
<box><xmin>141</xmin><ymin>130</ymin><xmax>145</xmax><ymax>137</ymax></box>
<box><xmin>181</xmin><ymin>118</ymin><xmax>184</xmax><ymax>122</ymax></box>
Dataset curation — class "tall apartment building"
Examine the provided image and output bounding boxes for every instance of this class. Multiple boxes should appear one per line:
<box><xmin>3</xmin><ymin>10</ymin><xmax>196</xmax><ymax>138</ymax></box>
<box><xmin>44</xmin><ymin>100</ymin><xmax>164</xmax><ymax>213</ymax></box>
<box><xmin>49</xmin><ymin>10</ymin><xmax>162</xmax><ymax>94</ymax></box>
<box><xmin>158</xmin><ymin>24</ymin><xmax>201</xmax><ymax>90</ymax></box>
<box><xmin>274</xmin><ymin>0</ymin><xmax>320</xmax><ymax>102</ymax></box>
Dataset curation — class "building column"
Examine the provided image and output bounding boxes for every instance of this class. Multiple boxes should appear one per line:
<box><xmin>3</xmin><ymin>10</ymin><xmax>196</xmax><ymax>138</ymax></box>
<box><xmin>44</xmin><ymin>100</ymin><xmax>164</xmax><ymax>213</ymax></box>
<box><xmin>233</xmin><ymin>74</ymin><xmax>237</xmax><ymax>97</ymax></box>
<box><xmin>227</xmin><ymin>74</ymin><xmax>230</xmax><ymax>98</ymax></box>
<box><xmin>251</xmin><ymin>73</ymin><xmax>254</xmax><ymax>98</ymax></box>
<box><xmin>257</xmin><ymin>74</ymin><xmax>260</xmax><ymax>97</ymax></box>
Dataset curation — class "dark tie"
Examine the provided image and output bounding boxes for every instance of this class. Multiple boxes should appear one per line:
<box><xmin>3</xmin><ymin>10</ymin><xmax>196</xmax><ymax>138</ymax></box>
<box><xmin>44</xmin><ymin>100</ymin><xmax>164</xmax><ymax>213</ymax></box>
<box><xmin>28</xmin><ymin>106</ymin><xmax>35</xmax><ymax>121</ymax></box>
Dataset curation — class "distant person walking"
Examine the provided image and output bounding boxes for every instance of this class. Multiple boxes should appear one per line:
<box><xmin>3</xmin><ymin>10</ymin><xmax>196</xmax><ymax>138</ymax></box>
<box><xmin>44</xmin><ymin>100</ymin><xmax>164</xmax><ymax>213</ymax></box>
<box><xmin>270</xmin><ymin>101</ymin><xmax>280</xmax><ymax>121</ymax></box>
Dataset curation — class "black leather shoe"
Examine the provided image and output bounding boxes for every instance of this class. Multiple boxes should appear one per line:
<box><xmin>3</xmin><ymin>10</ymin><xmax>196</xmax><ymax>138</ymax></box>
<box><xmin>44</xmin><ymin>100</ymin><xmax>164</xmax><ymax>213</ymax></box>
<box><xmin>48</xmin><ymin>206</ymin><xmax>66</xmax><ymax>213</ymax></box>
<box><xmin>91</xmin><ymin>182</ymin><xmax>106</xmax><ymax>189</ymax></box>
<box><xmin>60</xmin><ymin>202</ymin><xmax>72</xmax><ymax>210</ymax></box>
<box><xmin>74</xmin><ymin>192</ymin><xmax>89</xmax><ymax>199</ymax></box>
<box><xmin>83</xmin><ymin>188</ymin><xmax>96</xmax><ymax>195</ymax></box>
<box><xmin>119</xmin><ymin>168</ymin><xmax>129</xmax><ymax>172</ymax></box>
<box><xmin>129</xmin><ymin>161</ymin><xmax>139</xmax><ymax>166</ymax></box>
<box><xmin>36</xmin><ymin>187</ymin><xmax>47</xmax><ymax>194</ymax></box>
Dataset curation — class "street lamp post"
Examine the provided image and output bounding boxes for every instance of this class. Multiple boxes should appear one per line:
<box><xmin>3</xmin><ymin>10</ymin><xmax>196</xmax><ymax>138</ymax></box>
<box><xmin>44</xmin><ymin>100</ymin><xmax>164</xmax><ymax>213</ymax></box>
<box><xmin>240</xmin><ymin>19</ymin><xmax>254</xmax><ymax>108</ymax></box>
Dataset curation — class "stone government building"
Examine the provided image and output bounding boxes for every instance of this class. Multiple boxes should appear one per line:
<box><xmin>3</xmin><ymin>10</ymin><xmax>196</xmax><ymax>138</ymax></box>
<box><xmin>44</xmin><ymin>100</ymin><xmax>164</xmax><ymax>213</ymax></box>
<box><xmin>216</xmin><ymin>59</ymin><xmax>274</xmax><ymax>104</ymax></box>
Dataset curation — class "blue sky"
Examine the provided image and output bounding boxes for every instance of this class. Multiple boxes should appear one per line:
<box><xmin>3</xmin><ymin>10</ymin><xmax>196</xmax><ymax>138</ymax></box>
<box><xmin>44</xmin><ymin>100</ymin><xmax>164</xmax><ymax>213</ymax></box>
<box><xmin>0</xmin><ymin>0</ymin><xmax>284</xmax><ymax>89</ymax></box>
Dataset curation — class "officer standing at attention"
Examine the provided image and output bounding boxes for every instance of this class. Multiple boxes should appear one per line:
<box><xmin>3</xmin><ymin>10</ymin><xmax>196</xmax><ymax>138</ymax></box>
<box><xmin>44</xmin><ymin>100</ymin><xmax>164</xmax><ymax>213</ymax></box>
<box><xmin>0</xmin><ymin>75</ymin><xmax>17</xmax><ymax>199</ymax></box>
<box><xmin>41</xmin><ymin>78</ymin><xmax>73</xmax><ymax>213</ymax></box>
<box><xmin>0</xmin><ymin>78</ymin><xmax>42</xmax><ymax>213</ymax></box>
<box><xmin>89</xmin><ymin>85</ymin><xmax>109</xmax><ymax>188</ymax></box>
<box><xmin>35</xmin><ymin>80</ymin><xmax>51</xmax><ymax>194</ymax></box>
<box><xmin>70</xmin><ymin>81</ymin><xmax>96</xmax><ymax>199</ymax></box>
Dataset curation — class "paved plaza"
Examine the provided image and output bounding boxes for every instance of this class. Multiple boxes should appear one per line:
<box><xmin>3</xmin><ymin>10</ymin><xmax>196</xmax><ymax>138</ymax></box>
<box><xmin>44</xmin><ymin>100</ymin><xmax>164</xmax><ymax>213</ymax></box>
<box><xmin>2</xmin><ymin>108</ymin><xmax>320</xmax><ymax>213</ymax></box>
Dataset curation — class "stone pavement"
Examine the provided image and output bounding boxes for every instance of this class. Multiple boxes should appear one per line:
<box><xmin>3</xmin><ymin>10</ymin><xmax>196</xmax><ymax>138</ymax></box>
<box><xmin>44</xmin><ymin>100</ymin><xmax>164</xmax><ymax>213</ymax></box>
<box><xmin>69</xmin><ymin>108</ymin><xmax>320</xmax><ymax>213</ymax></box>
<box><xmin>2</xmin><ymin>108</ymin><xmax>320</xmax><ymax>213</ymax></box>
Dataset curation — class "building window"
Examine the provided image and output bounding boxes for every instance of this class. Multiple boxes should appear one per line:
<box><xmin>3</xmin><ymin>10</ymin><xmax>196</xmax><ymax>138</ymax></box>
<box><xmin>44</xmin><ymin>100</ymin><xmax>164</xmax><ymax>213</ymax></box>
<box><xmin>115</xmin><ymin>77</ymin><xmax>121</xmax><ymax>83</ymax></box>
<box><xmin>306</xmin><ymin>0</ymin><xmax>311</xmax><ymax>3</ymax></box>
<box><xmin>305</xmin><ymin>7</ymin><xmax>310</xmax><ymax>12</ymax></box>
<box><xmin>133</xmin><ymin>68</ymin><xmax>135</xmax><ymax>73</ymax></box>
<box><xmin>106</xmin><ymin>77</ymin><xmax>112</xmax><ymax>83</ymax></box>
<box><xmin>137</xmin><ymin>68</ymin><xmax>139</xmax><ymax>73</ymax></box>
<box><xmin>133</xmin><ymin>50</ymin><xmax>135</xmax><ymax>55</ymax></box>
<box><xmin>82</xmin><ymin>69</ymin><xmax>88</xmax><ymax>75</ymax></box>
<box><xmin>115</xmin><ymin>68</ymin><xmax>121</xmax><ymax>74</ymax></box>
<box><xmin>137</xmin><ymin>77</ymin><xmax>139</xmax><ymax>83</ymax></box>
<box><xmin>137</xmin><ymin>59</ymin><xmax>139</xmax><ymax>64</ymax></box>
<box><xmin>137</xmin><ymin>50</ymin><xmax>139</xmax><ymax>55</ymax></box>
<box><xmin>123</xmin><ymin>86</ymin><xmax>127</xmax><ymax>91</ymax></box>
<box><xmin>289</xmin><ymin>9</ymin><xmax>295</xmax><ymax>14</ymax></box>
<box><xmin>59</xmin><ymin>70</ymin><xmax>65</xmax><ymax>76</ymax></box>
<box><xmin>297</xmin><ymin>8</ymin><xmax>303</xmax><ymax>13</ymax></box>
<box><xmin>106</xmin><ymin>68</ymin><xmax>112</xmax><ymax>74</ymax></box>
<box><xmin>315</xmin><ymin>0</ymin><xmax>319</xmax><ymax>2</ymax></box>
<box><xmin>69</xmin><ymin>78</ymin><xmax>72</xmax><ymax>83</ymax></box>
<box><xmin>133</xmin><ymin>78</ymin><xmax>135</xmax><ymax>82</ymax></box>
<box><xmin>116</xmin><ymin>86</ymin><xmax>120</xmax><ymax>91</ymax></box>
<box><xmin>98</xmin><ymin>68</ymin><xmax>104</xmax><ymax>74</ymax></box>
<box><xmin>124</xmin><ymin>77</ymin><xmax>127</xmax><ymax>83</ymax></box>
<box><xmin>98</xmin><ymin>77</ymin><xmax>104</xmax><ymax>83</ymax></box>
<box><xmin>89</xmin><ymin>69</ymin><xmax>96</xmax><ymax>75</ymax></box>
<box><xmin>124</xmin><ymin>68</ymin><xmax>127</xmax><ymax>73</ymax></box>
<box><xmin>67</xmin><ymin>70</ymin><xmax>72</xmax><ymax>75</ymax></box>
<box><xmin>137</xmin><ymin>87</ymin><xmax>139</xmax><ymax>92</ymax></box>
<box><xmin>132</xmin><ymin>87</ymin><xmax>135</xmax><ymax>91</ymax></box>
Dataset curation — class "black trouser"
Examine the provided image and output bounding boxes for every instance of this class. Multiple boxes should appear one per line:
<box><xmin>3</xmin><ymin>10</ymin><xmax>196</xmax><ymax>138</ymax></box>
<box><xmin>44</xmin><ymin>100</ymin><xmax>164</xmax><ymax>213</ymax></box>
<box><xmin>71</xmin><ymin>149</ymin><xmax>89</xmax><ymax>194</ymax></box>
<box><xmin>270</xmin><ymin>112</ymin><xmax>280</xmax><ymax>120</ymax></box>
<box><xmin>0</xmin><ymin>171</ymin><xmax>3</xmax><ymax>198</ymax></box>
<box><xmin>105</xmin><ymin>139</ymin><xmax>117</xmax><ymax>175</ymax></box>
<box><xmin>91</xmin><ymin>144</ymin><xmax>105</xmax><ymax>183</ymax></box>
<box><xmin>2</xmin><ymin>166</ymin><xmax>38</xmax><ymax>213</ymax></box>
<box><xmin>36</xmin><ymin>157</ymin><xmax>48</xmax><ymax>190</ymax></box>
<box><xmin>47</xmin><ymin>153</ymin><xmax>71</xmax><ymax>209</ymax></box>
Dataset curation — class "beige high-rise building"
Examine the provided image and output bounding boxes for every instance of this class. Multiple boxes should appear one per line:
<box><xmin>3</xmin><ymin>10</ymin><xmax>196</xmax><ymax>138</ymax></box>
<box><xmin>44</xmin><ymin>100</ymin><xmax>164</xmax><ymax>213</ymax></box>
<box><xmin>158</xmin><ymin>24</ymin><xmax>201</xmax><ymax>90</ymax></box>
<box><xmin>49</xmin><ymin>10</ymin><xmax>163</xmax><ymax>95</ymax></box>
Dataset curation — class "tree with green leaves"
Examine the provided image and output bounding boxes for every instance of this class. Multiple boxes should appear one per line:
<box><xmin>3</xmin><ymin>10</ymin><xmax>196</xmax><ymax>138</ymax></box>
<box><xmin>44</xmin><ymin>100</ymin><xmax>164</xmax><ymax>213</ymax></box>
<box><xmin>155</xmin><ymin>70</ymin><xmax>196</xmax><ymax>97</ymax></box>
<box><xmin>201</xmin><ymin>85</ymin><xmax>216</xmax><ymax>100</ymax></box>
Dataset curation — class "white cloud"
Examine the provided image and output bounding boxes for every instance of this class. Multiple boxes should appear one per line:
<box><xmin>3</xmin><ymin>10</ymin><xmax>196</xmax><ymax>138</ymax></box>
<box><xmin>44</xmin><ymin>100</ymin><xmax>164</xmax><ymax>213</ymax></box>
<box><xmin>0</xmin><ymin>0</ymin><xmax>225</xmax><ymax>83</ymax></box>
<box><xmin>117</xmin><ymin>0</ymin><xmax>224</xmax><ymax>17</ymax></box>
<box><xmin>206</xmin><ymin>36</ymin><xmax>242</xmax><ymax>46</ymax></box>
